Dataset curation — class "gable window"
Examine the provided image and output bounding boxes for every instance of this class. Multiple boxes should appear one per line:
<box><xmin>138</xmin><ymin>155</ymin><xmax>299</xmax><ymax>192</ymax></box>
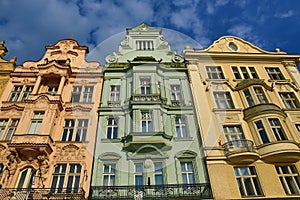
<box><xmin>265</xmin><ymin>67</ymin><xmax>285</xmax><ymax>80</ymax></box>
<box><xmin>106</xmin><ymin>118</ymin><xmax>118</xmax><ymax>139</ymax></box>
<box><xmin>141</xmin><ymin>112</ymin><xmax>152</xmax><ymax>132</ymax></box>
<box><xmin>28</xmin><ymin>112</ymin><xmax>44</xmax><ymax>134</ymax></box>
<box><xmin>103</xmin><ymin>164</ymin><xmax>116</xmax><ymax>186</ymax></box>
<box><xmin>140</xmin><ymin>78</ymin><xmax>151</xmax><ymax>94</ymax></box>
<box><xmin>279</xmin><ymin>92</ymin><xmax>300</xmax><ymax>109</ymax></box>
<box><xmin>206</xmin><ymin>66</ymin><xmax>224</xmax><ymax>79</ymax></box>
<box><xmin>8</xmin><ymin>85</ymin><xmax>33</xmax><ymax>102</ymax></box>
<box><xmin>110</xmin><ymin>86</ymin><xmax>120</xmax><ymax>102</ymax></box>
<box><xmin>171</xmin><ymin>85</ymin><xmax>182</xmax><ymax>100</ymax></box>
<box><xmin>175</xmin><ymin>116</ymin><xmax>187</xmax><ymax>138</ymax></box>
<box><xmin>136</xmin><ymin>40</ymin><xmax>154</xmax><ymax>50</ymax></box>
<box><xmin>181</xmin><ymin>162</ymin><xmax>195</xmax><ymax>184</ymax></box>
<box><xmin>234</xmin><ymin>166</ymin><xmax>263</xmax><ymax>197</ymax></box>
<box><xmin>232</xmin><ymin>66</ymin><xmax>258</xmax><ymax>79</ymax></box>
<box><xmin>61</xmin><ymin>119</ymin><xmax>88</xmax><ymax>142</ymax></box>
<box><xmin>51</xmin><ymin>164</ymin><xmax>81</xmax><ymax>193</ymax></box>
<box><xmin>71</xmin><ymin>86</ymin><xmax>94</xmax><ymax>103</ymax></box>
<box><xmin>243</xmin><ymin>86</ymin><xmax>267</xmax><ymax>107</ymax></box>
<box><xmin>276</xmin><ymin>165</ymin><xmax>300</xmax><ymax>195</ymax></box>
<box><xmin>213</xmin><ymin>92</ymin><xmax>234</xmax><ymax>109</ymax></box>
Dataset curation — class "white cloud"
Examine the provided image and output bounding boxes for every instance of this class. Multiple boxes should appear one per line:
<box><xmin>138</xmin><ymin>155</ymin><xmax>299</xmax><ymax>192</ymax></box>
<box><xmin>275</xmin><ymin>10</ymin><xmax>295</xmax><ymax>18</ymax></box>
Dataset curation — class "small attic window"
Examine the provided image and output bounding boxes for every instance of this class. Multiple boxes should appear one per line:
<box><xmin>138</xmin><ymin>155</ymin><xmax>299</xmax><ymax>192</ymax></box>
<box><xmin>136</xmin><ymin>41</ymin><xmax>154</xmax><ymax>50</ymax></box>
<box><xmin>228</xmin><ymin>42</ymin><xmax>238</xmax><ymax>51</ymax></box>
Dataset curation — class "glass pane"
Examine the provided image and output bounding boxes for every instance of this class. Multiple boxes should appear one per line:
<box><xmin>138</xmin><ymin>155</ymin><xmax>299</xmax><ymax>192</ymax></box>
<box><xmin>155</xmin><ymin>175</ymin><xmax>163</xmax><ymax>185</ymax></box>
<box><xmin>244</xmin><ymin>178</ymin><xmax>255</xmax><ymax>195</ymax></box>
<box><xmin>135</xmin><ymin>175</ymin><xmax>143</xmax><ymax>185</ymax></box>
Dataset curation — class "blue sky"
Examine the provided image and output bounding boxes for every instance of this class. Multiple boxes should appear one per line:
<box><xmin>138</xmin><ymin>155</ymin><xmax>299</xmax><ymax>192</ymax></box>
<box><xmin>0</xmin><ymin>0</ymin><xmax>299</xmax><ymax>65</ymax></box>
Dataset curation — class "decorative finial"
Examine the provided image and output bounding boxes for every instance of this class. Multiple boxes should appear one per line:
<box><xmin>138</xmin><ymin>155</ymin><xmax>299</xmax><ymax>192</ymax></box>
<box><xmin>69</xmin><ymin>34</ymin><xmax>74</xmax><ymax>38</ymax></box>
<box><xmin>275</xmin><ymin>48</ymin><xmax>280</xmax><ymax>52</ymax></box>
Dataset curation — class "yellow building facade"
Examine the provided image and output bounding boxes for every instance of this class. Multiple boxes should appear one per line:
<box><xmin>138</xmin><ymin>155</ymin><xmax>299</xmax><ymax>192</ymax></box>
<box><xmin>184</xmin><ymin>36</ymin><xmax>300</xmax><ymax>199</ymax></box>
<box><xmin>0</xmin><ymin>41</ymin><xmax>16</xmax><ymax>97</ymax></box>
<box><xmin>0</xmin><ymin>39</ymin><xmax>103</xmax><ymax>199</ymax></box>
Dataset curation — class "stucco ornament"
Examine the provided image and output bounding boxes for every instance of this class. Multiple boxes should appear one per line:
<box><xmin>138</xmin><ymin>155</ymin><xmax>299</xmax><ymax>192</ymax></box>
<box><xmin>172</xmin><ymin>54</ymin><xmax>184</xmax><ymax>63</ymax></box>
<box><xmin>106</xmin><ymin>54</ymin><xmax>117</xmax><ymax>63</ymax></box>
<box><xmin>1</xmin><ymin>152</ymin><xmax>20</xmax><ymax>187</ymax></box>
<box><xmin>35</xmin><ymin>154</ymin><xmax>50</xmax><ymax>188</ymax></box>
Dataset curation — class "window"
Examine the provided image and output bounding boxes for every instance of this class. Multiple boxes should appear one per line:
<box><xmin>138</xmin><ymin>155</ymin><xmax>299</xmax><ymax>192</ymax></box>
<box><xmin>28</xmin><ymin>112</ymin><xmax>44</xmax><ymax>134</ymax></box>
<box><xmin>8</xmin><ymin>85</ymin><xmax>33</xmax><ymax>102</ymax></box>
<box><xmin>269</xmin><ymin>118</ymin><xmax>287</xmax><ymax>141</ymax></box>
<box><xmin>175</xmin><ymin>117</ymin><xmax>187</xmax><ymax>138</ymax></box>
<box><xmin>47</xmin><ymin>86</ymin><xmax>58</xmax><ymax>95</ymax></box>
<box><xmin>110</xmin><ymin>86</ymin><xmax>120</xmax><ymax>102</ymax></box>
<box><xmin>140</xmin><ymin>78</ymin><xmax>151</xmax><ymax>94</ymax></box>
<box><xmin>103</xmin><ymin>164</ymin><xmax>116</xmax><ymax>186</ymax></box>
<box><xmin>16</xmin><ymin>167</ymin><xmax>36</xmax><ymax>189</ymax></box>
<box><xmin>276</xmin><ymin>165</ymin><xmax>300</xmax><ymax>195</ymax></box>
<box><xmin>106</xmin><ymin>119</ymin><xmax>118</xmax><ymax>139</ymax></box>
<box><xmin>206</xmin><ymin>66</ymin><xmax>224</xmax><ymax>79</ymax></box>
<box><xmin>232</xmin><ymin>66</ymin><xmax>258</xmax><ymax>79</ymax></box>
<box><xmin>223</xmin><ymin>125</ymin><xmax>245</xmax><ymax>142</ymax></box>
<box><xmin>266</xmin><ymin>67</ymin><xmax>285</xmax><ymax>80</ymax></box>
<box><xmin>280</xmin><ymin>92</ymin><xmax>300</xmax><ymax>109</ymax></box>
<box><xmin>134</xmin><ymin>163</ymin><xmax>144</xmax><ymax>186</ymax></box>
<box><xmin>214</xmin><ymin>92</ymin><xmax>234</xmax><ymax>109</ymax></box>
<box><xmin>2</xmin><ymin>119</ymin><xmax>19</xmax><ymax>141</ymax></box>
<box><xmin>234</xmin><ymin>167</ymin><xmax>263</xmax><ymax>197</ymax></box>
<box><xmin>243</xmin><ymin>87</ymin><xmax>267</xmax><ymax>107</ymax></box>
<box><xmin>181</xmin><ymin>162</ymin><xmax>195</xmax><ymax>184</ymax></box>
<box><xmin>141</xmin><ymin>112</ymin><xmax>152</xmax><ymax>132</ymax></box>
<box><xmin>154</xmin><ymin>162</ymin><xmax>163</xmax><ymax>185</ymax></box>
<box><xmin>70</xmin><ymin>86</ymin><xmax>94</xmax><ymax>102</ymax></box>
<box><xmin>255</xmin><ymin>120</ymin><xmax>270</xmax><ymax>144</ymax></box>
<box><xmin>61</xmin><ymin>119</ymin><xmax>88</xmax><ymax>142</ymax></box>
<box><xmin>171</xmin><ymin>85</ymin><xmax>182</xmax><ymax>100</ymax></box>
<box><xmin>51</xmin><ymin>164</ymin><xmax>81</xmax><ymax>193</ymax></box>
<box><xmin>295</xmin><ymin>124</ymin><xmax>300</xmax><ymax>133</ymax></box>
<box><xmin>136</xmin><ymin>40</ymin><xmax>154</xmax><ymax>50</ymax></box>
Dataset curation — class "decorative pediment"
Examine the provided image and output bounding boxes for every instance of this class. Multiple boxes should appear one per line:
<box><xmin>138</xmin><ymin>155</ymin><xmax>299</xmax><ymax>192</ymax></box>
<box><xmin>234</xmin><ymin>79</ymin><xmax>273</xmax><ymax>91</ymax></box>
<box><xmin>129</xmin><ymin>23</ymin><xmax>158</xmax><ymax>32</ymax></box>
<box><xmin>65</xmin><ymin>104</ymin><xmax>92</xmax><ymax>112</ymax></box>
<box><xmin>175</xmin><ymin>150</ymin><xmax>197</xmax><ymax>159</ymax></box>
<box><xmin>1</xmin><ymin>103</ymin><xmax>25</xmax><ymax>111</ymax></box>
<box><xmin>127</xmin><ymin>144</ymin><xmax>168</xmax><ymax>160</ymax></box>
<box><xmin>204</xmin><ymin>36</ymin><xmax>287</xmax><ymax>54</ymax></box>
<box><xmin>99</xmin><ymin>152</ymin><xmax>121</xmax><ymax>161</ymax></box>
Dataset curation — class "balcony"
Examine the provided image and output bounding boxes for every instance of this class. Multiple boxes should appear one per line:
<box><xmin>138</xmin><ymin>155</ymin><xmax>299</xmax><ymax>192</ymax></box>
<box><xmin>243</xmin><ymin>103</ymin><xmax>285</xmax><ymax>120</ymax></box>
<box><xmin>257</xmin><ymin>140</ymin><xmax>300</xmax><ymax>163</ymax></box>
<box><xmin>8</xmin><ymin>134</ymin><xmax>53</xmax><ymax>160</ymax></box>
<box><xmin>90</xmin><ymin>183</ymin><xmax>212</xmax><ymax>199</ymax></box>
<box><xmin>222</xmin><ymin>140</ymin><xmax>259</xmax><ymax>164</ymax></box>
<box><xmin>0</xmin><ymin>188</ymin><xmax>85</xmax><ymax>200</ymax></box>
<box><xmin>121</xmin><ymin>132</ymin><xmax>172</xmax><ymax>152</ymax></box>
<box><xmin>130</xmin><ymin>94</ymin><xmax>166</xmax><ymax>105</ymax></box>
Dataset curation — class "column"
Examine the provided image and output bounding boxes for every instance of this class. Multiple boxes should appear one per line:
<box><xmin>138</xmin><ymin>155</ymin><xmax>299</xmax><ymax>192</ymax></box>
<box><xmin>32</xmin><ymin>75</ymin><xmax>42</xmax><ymax>94</ymax></box>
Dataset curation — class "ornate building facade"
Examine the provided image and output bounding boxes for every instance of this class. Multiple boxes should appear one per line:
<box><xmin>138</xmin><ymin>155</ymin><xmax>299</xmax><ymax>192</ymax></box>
<box><xmin>90</xmin><ymin>23</ymin><xmax>212</xmax><ymax>199</ymax></box>
<box><xmin>0</xmin><ymin>41</ymin><xmax>16</xmax><ymax>97</ymax></box>
<box><xmin>0</xmin><ymin>39</ymin><xmax>103</xmax><ymax>199</ymax></box>
<box><xmin>184</xmin><ymin>36</ymin><xmax>300</xmax><ymax>199</ymax></box>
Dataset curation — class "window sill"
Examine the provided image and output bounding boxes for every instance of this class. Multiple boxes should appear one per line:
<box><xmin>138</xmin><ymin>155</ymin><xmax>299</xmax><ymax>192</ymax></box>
<box><xmin>173</xmin><ymin>137</ymin><xmax>193</xmax><ymax>141</ymax></box>
<box><xmin>101</xmin><ymin>138</ymin><xmax>121</xmax><ymax>143</ymax></box>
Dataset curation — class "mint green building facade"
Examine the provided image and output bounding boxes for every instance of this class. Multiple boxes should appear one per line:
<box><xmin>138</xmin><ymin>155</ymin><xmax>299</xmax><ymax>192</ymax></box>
<box><xmin>90</xmin><ymin>24</ymin><xmax>211</xmax><ymax>199</ymax></box>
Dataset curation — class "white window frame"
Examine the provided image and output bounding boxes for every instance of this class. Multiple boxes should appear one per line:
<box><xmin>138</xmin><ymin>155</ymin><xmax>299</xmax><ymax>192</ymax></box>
<box><xmin>141</xmin><ymin>112</ymin><xmax>153</xmax><ymax>132</ymax></box>
<box><xmin>110</xmin><ymin>85</ymin><xmax>120</xmax><ymax>102</ymax></box>
<box><xmin>170</xmin><ymin>85</ymin><xmax>182</xmax><ymax>100</ymax></box>
<box><xmin>61</xmin><ymin>119</ymin><xmax>88</xmax><ymax>142</ymax></box>
<box><xmin>103</xmin><ymin>164</ymin><xmax>116</xmax><ymax>186</ymax></box>
<box><xmin>175</xmin><ymin>116</ymin><xmax>187</xmax><ymax>138</ymax></box>
<box><xmin>206</xmin><ymin>66</ymin><xmax>225</xmax><ymax>79</ymax></box>
<box><xmin>8</xmin><ymin>85</ymin><xmax>33</xmax><ymax>102</ymax></box>
<box><xmin>276</xmin><ymin>165</ymin><xmax>300</xmax><ymax>195</ymax></box>
<box><xmin>265</xmin><ymin>67</ymin><xmax>285</xmax><ymax>80</ymax></box>
<box><xmin>232</xmin><ymin>66</ymin><xmax>258</xmax><ymax>79</ymax></box>
<box><xmin>28</xmin><ymin>112</ymin><xmax>44</xmax><ymax>134</ymax></box>
<box><xmin>71</xmin><ymin>86</ymin><xmax>94</xmax><ymax>103</ymax></box>
<box><xmin>242</xmin><ymin>86</ymin><xmax>268</xmax><ymax>107</ymax></box>
<box><xmin>140</xmin><ymin>78</ymin><xmax>151</xmax><ymax>94</ymax></box>
<box><xmin>279</xmin><ymin>92</ymin><xmax>300</xmax><ymax>109</ymax></box>
<box><xmin>180</xmin><ymin>162</ymin><xmax>195</xmax><ymax>184</ymax></box>
<box><xmin>213</xmin><ymin>91</ymin><xmax>234</xmax><ymax>109</ymax></box>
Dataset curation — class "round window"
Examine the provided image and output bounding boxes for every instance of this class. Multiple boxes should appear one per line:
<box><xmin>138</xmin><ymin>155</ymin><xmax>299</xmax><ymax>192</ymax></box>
<box><xmin>228</xmin><ymin>42</ymin><xmax>238</xmax><ymax>51</ymax></box>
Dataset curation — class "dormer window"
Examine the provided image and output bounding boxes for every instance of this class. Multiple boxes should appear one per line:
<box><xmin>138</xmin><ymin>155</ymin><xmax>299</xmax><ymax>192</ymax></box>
<box><xmin>136</xmin><ymin>40</ymin><xmax>154</xmax><ymax>50</ymax></box>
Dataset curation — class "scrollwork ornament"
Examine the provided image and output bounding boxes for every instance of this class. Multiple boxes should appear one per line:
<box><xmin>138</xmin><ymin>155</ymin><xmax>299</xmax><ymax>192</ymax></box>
<box><xmin>172</xmin><ymin>54</ymin><xmax>184</xmax><ymax>63</ymax></box>
<box><xmin>106</xmin><ymin>54</ymin><xmax>117</xmax><ymax>63</ymax></box>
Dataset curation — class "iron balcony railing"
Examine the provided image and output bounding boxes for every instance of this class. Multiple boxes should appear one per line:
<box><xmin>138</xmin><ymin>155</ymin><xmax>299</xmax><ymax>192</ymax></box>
<box><xmin>90</xmin><ymin>183</ymin><xmax>212</xmax><ymax>199</ymax></box>
<box><xmin>222</xmin><ymin>139</ymin><xmax>256</xmax><ymax>156</ymax></box>
<box><xmin>0</xmin><ymin>187</ymin><xmax>85</xmax><ymax>200</ymax></box>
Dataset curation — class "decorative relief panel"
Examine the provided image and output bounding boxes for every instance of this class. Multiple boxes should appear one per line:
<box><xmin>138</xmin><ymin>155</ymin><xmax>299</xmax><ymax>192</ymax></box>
<box><xmin>54</xmin><ymin>144</ymin><xmax>86</xmax><ymax>161</ymax></box>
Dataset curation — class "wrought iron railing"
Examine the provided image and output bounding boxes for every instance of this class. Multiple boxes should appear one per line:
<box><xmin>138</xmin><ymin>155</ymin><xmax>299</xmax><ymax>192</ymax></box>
<box><xmin>222</xmin><ymin>139</ymin><xmax>256</xmax><ymax>156</ymax></box>
<box><xmin>90</xmin><ymin>183</ymin><xmax>212</xmax><ymax>199</ymax></box>
<box><xmin>0</xmin><ymin>187</ymin><xmax>85</xmax><ymax>200</ymax></box>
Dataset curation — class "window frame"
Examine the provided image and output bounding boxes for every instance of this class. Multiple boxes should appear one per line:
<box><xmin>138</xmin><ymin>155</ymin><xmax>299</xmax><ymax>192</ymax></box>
<box><xmin>140</xmin><ymin>78</ymin><xmax>151</xmax><ymax>94</ymax></box>
<box><xmin>206</xmin><ymin>66</ymin><xmax>225</xmax><ymax>80</ymax></box>
<box><xmin>213</xmin><ymin>91</ymin><xmax>234</xmax><ymax>109</ymax></box>
<box><xmin>175</xmin><ymin>116</ymin><xmax>188</xmax><ymax>138</ymax></box>
<box><xmin>265</xmin><ymin>67</ymin><xmax>285</xmax><ymax>80</ymax></box>
<box><xmin>180</xmin><ymin>161</ymin><xmax>195</xmax><ymax>184</ymax></box>
<box><xmin>8</xmin><ymin>85</ymin><xmax>34</xmax><ymax>102</ymax></box>
<box><xmin>61</xmin><ymin>119</ymin><xmax>88</xmax><ymax>142</ymax></box>
<box><xmin>232</xmin><ymin>66</ymin><xmax>259</xmax><ymax>80</ymax></box>
<box><xmin>141</xmin><ymin>112</ymin><xmax>153</xmax><ymax>132</ymax></box>
<box><xmin>106</xmin><ymin>118</ymin><xmax>118</xmax><ymax>139</ymax></box>
<box><xmin>242</xmin><ymin>86</ymin><xmax>268</xmax><ymax>107</ymax></box>
<box><xmin>170</xmin><ymin>85</ymin><xmax>183</xmax><ymax>101</ymax></box>
<box><xmin>110</xmin><ymin>85</ymin><xmax>121</xmax><ymax>102</ymax></box>
<box><xmin>276</xmin><ymin>165</ymin><xmax>300</xmax><ymax>195</ymax></box>
<box><xmin>70</xmin><ymin>85</ymin><xmax>94</xmax><ymax>103</ymax></box>
<box><xmin>103</xmin><ymin>163</ymin><xmax>116</xmax><ymax>186</ymax></box>
<box><xmin>28</xmin><ymin>112</ymin><xmax>44</xmax><ymax>135</ymax></box>
<box><xmin>279</xmin><ymin>92</ymin><xmax>300</xmax><ymax>109</ymax></box>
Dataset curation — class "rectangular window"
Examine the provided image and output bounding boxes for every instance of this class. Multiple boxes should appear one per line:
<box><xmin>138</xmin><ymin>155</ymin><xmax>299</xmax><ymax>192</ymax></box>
<box><xmin>106</xmin><ymin>119</ymin><xmax>118</xmax><ymax>139</ymax></box>
<box><xmin>280</xmin><ymin>92</ymin><xmax>300</xmax><ymax>109</ymax></box>
<box><xmin>254</xmin><ymin>87</ymin><xmax>267</xmax><ymax>104</ymax></box>
<box><xmin>136</xmin><ymin>40</ymin><xmax>154</xmax><ymax>50</ymax></box>
<box><xmin>243</xmin><ymin>89</ymin><xmax>255</xmax><ymax>107</ymax></box>
<box><xmin>154</xmin><ymin>162</ymin><xmax>163</xmax><ymax>185</ymax></box>
<box><xmin>171</xmin><ymin>85</ymin><xmax>182</xmax><ymax>100</ymax></box>
<box><xmin>181</xmin><ymin>162</ymin><xmax>195</xmax><ymax>184</ymax></box>
<box><xmin>70</xmin><ymin>86</ymin><xmax>94</xmax><ymax>102</ymax></box>
<box><xmin>28</xmin><ymin>112</ymin><xmax>44</xmax><ymax>134</ymax></box>
<box><xmin>51</xmin><ymin>164</ymin><xmax>81</xmax><ymax>193</ymax></box>
<box><xmin>223</xmin><ymin>125</ymin><xmax>245</xmax><ymax>142</ymax></box>
<box><xmin>140</xmin><ymin>78</ymin><xmax>151</xmax><ymax>94</ymax></box>
<box><xmin>234</xmin><ymin>167</ymin><xmax>263</xmax><ymax>197</ymax></box>
<box><xmin>134</xmin><ymin>163</ymin><xmax>144</xmax><ymax>186</ymax></box>
<box><xmin>110</xmin><ymin>86</ymin><xmax>120</xmax><ymax>102</ymax></box>
<box><xmin>103</xmin><ymin>164</ymin><xmax>116</xmax><ymax>186</ymax></box>
<box><xmin>206</xmin><ymin>66</ymin><xmax>224</xmax><ymax>79</ymax></box>
<box><xmin>243</xmin><ymin>87</ymin><xmax>267</xmax><ymax>107</ymax></box>
<box><xmin>255</xmin><ymin>120</ymin><xmax>270</xmax><ymax>144</ymax></box>
<box><xmin>5</xmin><ymin>119</ymin><xmax>19</xmax><ymax>141</ymax></box>
<box><xmin>269</xmin><ymin>118</ymin><xmax>287</xmax><ymax>141</ymax></box>
<box><xmin>266</xmin><ymin>67</ymin><xmax>285</xmax><ymax>80</ymax></box>
<box><xmin>8</xmin><ymin>85</ymin><xmax>33</xmax><ymax>102</ymax></box>
<box><xmin>276</xmin><ymin>165</ymin><xmax>300</xmax><ymax>195</ymax></box>
<box><xmin>175</xmin><ymin>117</ymin><xmax>187</xmax><ymax>138</ymax></box>
<box><xmin>214</xmin><ymin>92</ymin><xmax>234</xmax><ymax>109</ymax></box>
<box><xmin>61</xmin><ymin>119</ymin><xmax>88</xmax><ymax>142</ymax></box>
<box><xmin>141</xmin><ymin>112</ymin><xmax>152</xmax><ymax>132</ymax></box>
<box><xmin>232</xmin><ymin>66</ymin><xmax>258</xmax><ymax>79</ymax></box>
